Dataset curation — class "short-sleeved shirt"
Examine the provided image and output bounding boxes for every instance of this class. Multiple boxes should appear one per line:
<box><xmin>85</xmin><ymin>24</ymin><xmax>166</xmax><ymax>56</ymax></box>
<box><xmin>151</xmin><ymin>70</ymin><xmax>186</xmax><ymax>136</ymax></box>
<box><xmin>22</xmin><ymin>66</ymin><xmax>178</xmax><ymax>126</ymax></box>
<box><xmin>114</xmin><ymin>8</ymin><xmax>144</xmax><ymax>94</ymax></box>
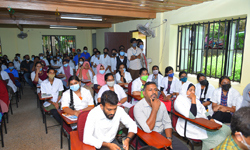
<box><xmin>213</xmin><ymin>135</ymin><xmax>241</xmax><ymax>150</ymax></box>
<box><xmin>132</xmin><ymin>77</ymin><xmax>143</xmax><ymax>93</ymax></box>
<box><xmin>4</xmin><ymin>68</ymin><xmax>19</xmax><ymax>78</ymax></box>
<box><xmin>80</xmin><ymin>52</ymin><xmax>91</xmax><ymax>60</ymax></box>
<box><xmin>97</xmin><ymin>84</ymin><xmax>127</xmax><ymax>101</ymax></box>
<box><xmin>61</xmin><ymin>87</ymin><xmax>94</xmax><ymax>110</ymax></box>
<box><xmin>99</xmin><ymin>54</ymin><xmax>111</xmax><ymax>73</ymax></box>
<box><xmin>73</xmin><ymin>55</ymin><xmax>81</xmax><ymax>65</ymax></box>
<box><xmin>20</xmin><ymin>60</ymin><xmax>33</xmax><ymax>73</ymax></box>
<box><xmin>127</xmin><ymin>47</ymin><xmax>142</xmax><ymax>70</ymax></box>
<box><xmin>134</xmin><ymin>98</ymin><xmax>172</xmax><ymax>133</ymax></box>
<box><xmin>0</xmin><ymin>71</ymin><xmax>17</xmax><ymax>93</ymax></box>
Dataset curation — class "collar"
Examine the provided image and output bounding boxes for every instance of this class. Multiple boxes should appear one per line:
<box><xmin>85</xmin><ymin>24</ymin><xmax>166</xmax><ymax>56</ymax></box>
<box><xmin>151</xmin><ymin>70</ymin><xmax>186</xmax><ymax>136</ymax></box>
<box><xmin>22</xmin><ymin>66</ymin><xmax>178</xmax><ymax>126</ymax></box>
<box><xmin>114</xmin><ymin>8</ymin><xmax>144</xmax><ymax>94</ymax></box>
<box><xmin>141</xmin><ymin>98</ymin><xmax>150</xmax><ymax>107</ymax></box>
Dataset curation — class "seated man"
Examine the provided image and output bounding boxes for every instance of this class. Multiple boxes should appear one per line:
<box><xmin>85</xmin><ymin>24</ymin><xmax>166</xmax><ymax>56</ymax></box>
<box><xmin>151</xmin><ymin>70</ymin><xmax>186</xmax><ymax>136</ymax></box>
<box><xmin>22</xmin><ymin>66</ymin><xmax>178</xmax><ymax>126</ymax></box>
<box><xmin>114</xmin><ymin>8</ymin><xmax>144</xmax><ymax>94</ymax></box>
<box><xmin>214</xmin><ymin>106</ymin><xmax>250</xmax><ymax>150</ymax></box>
<box><xmin>134</xmin><ymin>82</ymin><xmax>188</xmax><ymax>150</ymax></box>
<box><xmin>0</xmin><ymin>67</ymin><xmax>17</xmax><ymax>95</ymax></box>
<box><xmin>84</xmin><ymin>90</ymin><xmax>137</xmax><ymax>150</ymax></box>
<box><xmin>5</xmin><ymin>62</ymin><xmax>21</xmax><ymax>87</ymax></box>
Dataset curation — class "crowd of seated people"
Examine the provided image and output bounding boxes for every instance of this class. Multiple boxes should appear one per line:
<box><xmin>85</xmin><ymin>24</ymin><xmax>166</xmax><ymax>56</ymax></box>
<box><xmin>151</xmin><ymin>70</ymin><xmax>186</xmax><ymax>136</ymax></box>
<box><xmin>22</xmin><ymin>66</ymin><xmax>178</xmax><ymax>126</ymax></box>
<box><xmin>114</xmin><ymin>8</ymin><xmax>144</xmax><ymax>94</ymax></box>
<box><xmin>0</xmin><ymin>39</ymin><xmax>250</xmax><ymax>150</ymax></box>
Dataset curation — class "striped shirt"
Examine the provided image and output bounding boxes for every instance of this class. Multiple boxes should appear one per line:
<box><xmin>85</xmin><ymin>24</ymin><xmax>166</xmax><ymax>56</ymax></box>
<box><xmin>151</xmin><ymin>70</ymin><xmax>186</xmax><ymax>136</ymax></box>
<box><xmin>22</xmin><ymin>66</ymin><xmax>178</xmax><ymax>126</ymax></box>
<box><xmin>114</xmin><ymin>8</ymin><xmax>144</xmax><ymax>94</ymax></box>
<box><xmin>213</xmin><ymin>135</ymin><xmax>241</xmax><ymax>150</ymax></box>
<box><xmin>220</xmin><ymin>91</ymin><xmax>228</xmax><ymax>107</ymax></box>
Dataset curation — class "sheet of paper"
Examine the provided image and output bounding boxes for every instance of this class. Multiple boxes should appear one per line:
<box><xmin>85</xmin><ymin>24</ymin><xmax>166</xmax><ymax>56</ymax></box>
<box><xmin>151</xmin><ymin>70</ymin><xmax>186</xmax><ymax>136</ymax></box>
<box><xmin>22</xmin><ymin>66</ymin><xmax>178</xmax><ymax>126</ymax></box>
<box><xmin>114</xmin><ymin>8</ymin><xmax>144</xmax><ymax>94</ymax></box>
<box><xmin>121</xmin><ymin>102</ymin><xmax>133</xmax><ymax>108</ymax></box>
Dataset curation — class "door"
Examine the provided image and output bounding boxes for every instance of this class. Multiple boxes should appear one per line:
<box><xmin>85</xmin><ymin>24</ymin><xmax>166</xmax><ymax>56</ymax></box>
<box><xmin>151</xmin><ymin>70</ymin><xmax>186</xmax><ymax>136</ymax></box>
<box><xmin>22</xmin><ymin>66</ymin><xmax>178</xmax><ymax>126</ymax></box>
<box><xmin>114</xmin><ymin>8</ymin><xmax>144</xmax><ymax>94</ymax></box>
<box><xmin>105</xmin><ymin>32</ymin><xmax>131</xmax><ymax>56</ymax></box>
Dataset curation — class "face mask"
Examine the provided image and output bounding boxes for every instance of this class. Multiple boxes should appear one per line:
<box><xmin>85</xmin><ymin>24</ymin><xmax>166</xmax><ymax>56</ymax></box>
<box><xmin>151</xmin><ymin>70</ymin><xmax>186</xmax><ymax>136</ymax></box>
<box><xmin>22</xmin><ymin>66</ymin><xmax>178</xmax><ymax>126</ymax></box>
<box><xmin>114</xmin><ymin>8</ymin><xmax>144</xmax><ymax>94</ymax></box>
<box><xmin>112</xmin><ymin>53</ymin><xmax>116</xmax><ymax>56</ymax></box>
<box><xmin>200</xmin><ymin>79</ymin><xmax>208</xmax><ymax>86</ymax></box>
<box><xmin>132</xmin><ymin>43</ymin><xmax>137</xmax><ymax>47</ymax></box>
<box><xmin>140</xmin><ymin>45</ymin><xmax>144</xmax><ymax>49</ymax></box>
<box><xmin>40</xmin><ymin>68</ymin><xmax>42</xmax><ymax>71</ymax></box>
<box><xmin>107</xmin><ymin>81</ymin><xmax>115</xmax><ymax>87</ymax></box>
<box><xmin>70</xmin><ymin>84</ymin><xmax>80</xmax><ymax>92</ymax></box>
<box><xmin>104</xmin><ymin>52</ymin><xmax>108</xmax><ymax>55</ymax></box>
<box><xmin>97</xmin><ymin>55</ymin><xmax>100</xmax><ymax>58</ymax></box>
<box><xmin>180</xmin><ymin>77</ymin><xmax>187</xmax><ymax>82</ymax></box>
<box><xmin>222</xmin><ymin>84</ymin><xmax>231</xmax><ymax>91</ymax></box>
<box><xmin>153</xmin><ymin>70</ymin><xmax>159</xmax><ymax>75</ymax></box>
<box><xmin>26</xmin><ymin>59</ymin><xmax>30</xmax><ymax>62</ymax></box>
<box><xmin>70</xmin><ymin>57</ymin><xmax>73</xmax><ymax>59</ymax></box>
<box><xmin>40</xmin><ymin>56</ymin><xmax>43</xmax><ymax>60</ymax></box>
<box><xmin>9</xmin><ymin>66</ymin><xmax>14</xmax><ymax>70</ymax></box>
<box><xmin>79</xmin><ymin>61</ymin><xmax>84</xmax><ymax>65</ymax></box>
<box><xmin>168</xmin><ymin>73</ymin><xmax>174</xmax><ymax>78</ymax></box>
<box><xmin>48</xmin><ymin>74</ymin><xmax>55</xmax><ymax>79</ymax></box>
<box><xmin>240</xmin><ymin>132</ymin><xmax>250</xmax><ymax>150</ymax></box>
<box><xmin>84</xmin><ymin>50</ymin><xmax>87</xmax><ymax>53</ymax></box>
<box><xmin>141</xmin><ymin>75</ymin><xmax>148</xmax><ymax>82</ymax></box>
<box><xmin>54</xmin><ymin>59</ymin><xmax>57</xmax><ymax>62</ymax></box>
<box><xmin>64</xmin><ymin>64</ymin><xmax>69</xmax><ymax>67</ymax></box>
<box><xmin>123</xmin><ymin>68</ymin><xmax>126</xmax><ymax>72</ymax></box>
<box><xmin>99</xmin><ymin>70</ymin><xmax>105</xmax><ymax>74</ymax></box>
<box><xmin>50</xmin><ymin>56</ymin><xmax>53</xmax><ymax>58</ymax></box>
<box><xmin>15</xmin><ymin>59</ymin><xmax>18</xmax><ymax>61</ymax></box>
<box><xmin>77</xmin><ymin>52</ymin><xmax>81</xmax><ymax>55</ymax></box>
<box><xmin>32</xmin><ymin>57</ymin><xmax>34</xmax><ymax>61</ymax></box>
<box><xmin>120</xmin><ymin>51</ymin><xmax>125</xmax><ymax>56</ymax></box>
<box><xmin>17</xmin><ymin>56</ymin><xmax>20</xmax><ymax>59</ymax></box>
<box><xmin>57</xmin><ymin>57</ymin><xmax>60</xmax><ymax>59</ymax></box>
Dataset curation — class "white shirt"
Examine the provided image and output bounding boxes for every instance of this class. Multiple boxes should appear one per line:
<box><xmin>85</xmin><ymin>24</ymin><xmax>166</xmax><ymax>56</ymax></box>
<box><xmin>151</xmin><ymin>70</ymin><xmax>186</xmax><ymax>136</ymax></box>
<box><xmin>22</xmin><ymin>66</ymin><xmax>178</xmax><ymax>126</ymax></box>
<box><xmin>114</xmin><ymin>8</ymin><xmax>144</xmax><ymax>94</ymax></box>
<box><xmin>110</xmin><ymin>57</ymin><xmax>116</xmax><ymax>72</ymax></box>
<box><xmin>42</xmin><ymin>59</ymin><xmax>49</xmax><ymax>66</ymax></box>
<box><xmin>13</xmin><ymin>60</ymin><xmax>21</xmax><ymax>71</ymax></box>
<box><xmin>127</xmin><ymin>47</ymin><xmax>142</xmax><ymax>70</ymax></box>
<box><xmin>99</xmin><ymin>54</ymin><xmax>111</xmax><ymax>73</ymax></box>
<box><xmin>31</xmin><ymin>71</ymin><xmax>43</xmax><ymax>93</ymax></box>
<box><xmin>57</xmin><ymin>66</ymin><xmax>74</xmax><ymax>80</ymax></box>
<box><xmin>41</xmin><ymin>78</ymin><xmax>64</xmax><ymax>107</ymax></box>
<box><xmin>147</xmin><ymin>74</ymin><xmax>164</xmax><ymax>90</ymax></box>
<box><xmin>50</xmin><ymin>60</ymin><xmax>62</xmax><ymax>67</ymax></box>
<box><xmin>98</xmin><ymin>84</ymin><xmax>127</xmax><ymax>101</ymax></box>
<box><xmin>61</xmin><ymin>87</ymin><xmax>94</xmax><ymax>110</ymax></box>
<box><xmin>1</xmin><ymin>71</ymin><xmax>17</xmax><ymax>93</ymax></box>
<box><xmin>83</xmin><ymin>105</ymin><xmax>137</xmax><ymax>149</ymax></box>
<box><xmin>69</xmin><ymin>60</ymin><xmax>75</xmax><ymax>70</ymax></box>
<box><xmin>211</xmin><ymin>87</ymin><xmax>240</xmax><ymax>108</ymax></box>
<box><xmin>115</xmin><ymin>72</ymin><xmax>132</xmax><ymax>83</ymax></box>
<box><xmin>175</xmin><ymin>80</ymin><xmax>191</xmax><ymax>94</ymax></box>
<box><xmin>132</xmin><ymin>77</ymin><xmax>143</xmax><ymax>93</ymax></box>
<box><xmin>160</xmin><ymin>76</ymin><xmax>179</xmax><ymax>95</ymax></box>
<box><xmin>92</xmin><ymin>57</ymin><xmax>100</xmax><ymax>74</ymax></box>
<box><xmin>1</xmin><ymin>65</ymin><xmax>7</xmax><ymax>71</ymax></box>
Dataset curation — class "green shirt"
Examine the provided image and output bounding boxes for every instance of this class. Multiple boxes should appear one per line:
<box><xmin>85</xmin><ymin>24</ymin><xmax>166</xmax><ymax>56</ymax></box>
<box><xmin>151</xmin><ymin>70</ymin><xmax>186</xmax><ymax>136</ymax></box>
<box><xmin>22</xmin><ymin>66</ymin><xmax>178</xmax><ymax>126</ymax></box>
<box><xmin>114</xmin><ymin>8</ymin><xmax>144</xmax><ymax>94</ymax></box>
<box><xmin>214</xmin><ymin>135</ymin><xmax>241</xmax><ymax>150</ymax></box>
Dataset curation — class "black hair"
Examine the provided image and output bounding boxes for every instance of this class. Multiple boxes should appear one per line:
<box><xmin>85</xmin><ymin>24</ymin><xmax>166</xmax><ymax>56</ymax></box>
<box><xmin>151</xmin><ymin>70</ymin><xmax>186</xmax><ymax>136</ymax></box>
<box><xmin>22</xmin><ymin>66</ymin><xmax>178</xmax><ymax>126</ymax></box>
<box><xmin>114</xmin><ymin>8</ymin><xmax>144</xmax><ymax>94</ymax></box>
<box><xmin>119</xmin><ymin>45</ymin><xmax>124</xmax><ymax>49</ymax></box>
<box><xmin>119</xmin><ymin>48</ymin><xmax>125</xmax><ymax>52</ymax></box>
<box><xmin>35</xmin><ymin>61</ymin><xmax>42</xmax><ymax>67</ymax></box>
<box><xmin>104</xmin><ymin>73</ymin><xmax>113</xmax><ymax>81</ymax></box>
<box><xmin>197</xmin><ymin>73</ymin><xmax>209</xmax><ymax>97</ymax></box>
<box><xmin>130</xmin><ymin>38</ymin><xmax>137</xmax><ymax>43</ymax></box>
<box><xmin>62</xmin><ymin>59</ymin><xmax>69</xmax><ymax>63</ymax></box>
<box><xmin>139</xmin><ymin>67</ymin><xmax>148</xmax><ymax>75</ymax></box>
<box><xmin>95</xmin><ymin>51</ymin><xmax>101</xmax><ymax>54</ymax></box>
<box><xmin>8</xmin><ymin>62</ymin><xmax>14</xmax><ymax>67</ymax></box>
<box><xmin>101</xmin><ymin>90</ymin><xmax>118</xmax><ymax>106</ymax></box>
<box><xmin>83</xmin><ymin>46</ymin><xmax>88</xmax><ymax>50</ymax></box>
<box><xmin>15</xmin><ymin>53</ymin><xmax>20</xmax><ymax>56</ymax></box>
<box><xmin>47</xmin><ymin>68</ymin><xmax>55</xmax><ymax>73</ymax></box>
<box><xmin>78</xmin><ymin>57</ymin><xmax>84</xmax><ymax>62</ymax></box>
<box><xmin>77</xmin><ymin>49</ymin><xmax>81</xmax><ymax>52</ymax></box>
<box><xmin>187</xmin><ymin>83</ymin><xmax>195</xmax><ymax>91</ymax></box>
<box><xmin>112</xmin><ymin>49</ymin><xmax>117</xmax><ymax>52</ymax></box>
<box><xmin>179</xmin><ymin>71</ymin><xmax>187</xmax><ymax>78</ymax></box>
<box><xmin>34</xmin><ymin>56</ymin><xmax>40</xmax><ymax>60</ymax></box>
<box><xmin>118</xmin><ymin>63</ymin><xmax>127</xmax><ymax>82</ymax></box>
<box><xmin>143</xmin><ymin>82</ymin><xmax>157</xmax><ymax>91</ymax></box>
<box><xmin>219</xmin><ymin>76</ymin><xmax>230</xmax><ymax>84</ymax></box>
<box><xmin>165</xmin><ymin>66</ymin><xmax>173</xmax><ymax>77</ymax></box>
<box><xmin>137</xmin><ymin>39</ymin><xmax>143</xmax><ymax>47</ymax></box>
<box><xmin>68</xmin><ymin>75</ymin><xmax>81</xmax><ymax>110</ymax></box>
<box><xmin>103</xmin><ymin>47</ymin><xmax>109</xmax><ymax>51</ymax></box>
<box><xmin>152</xmin><ymin>65</ymin><xmax>162</xmax><ymax>75</ymax></box>
<box><xmin>231</xmin><ymin>107</ymin><xmax>250</xmax><ymax>137</ymax></box>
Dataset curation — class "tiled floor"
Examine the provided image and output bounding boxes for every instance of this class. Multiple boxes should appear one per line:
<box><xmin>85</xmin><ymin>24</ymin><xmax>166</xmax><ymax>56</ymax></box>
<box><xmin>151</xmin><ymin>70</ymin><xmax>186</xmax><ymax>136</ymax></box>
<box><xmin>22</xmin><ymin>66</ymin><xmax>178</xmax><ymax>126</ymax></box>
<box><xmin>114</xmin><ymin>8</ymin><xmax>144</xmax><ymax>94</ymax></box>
<box><xmin>1</xmin><ymin>85</ymin><xmax>202</xmax><ymax>150</ymax></box>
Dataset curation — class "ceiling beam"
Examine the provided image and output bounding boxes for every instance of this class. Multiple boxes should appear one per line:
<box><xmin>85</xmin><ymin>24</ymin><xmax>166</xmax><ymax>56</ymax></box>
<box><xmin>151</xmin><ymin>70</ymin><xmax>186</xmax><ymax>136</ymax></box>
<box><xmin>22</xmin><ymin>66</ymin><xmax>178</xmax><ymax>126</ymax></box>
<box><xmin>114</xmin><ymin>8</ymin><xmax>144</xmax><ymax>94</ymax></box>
<box><xmin>0</xmin><ymin>1</ymin><xmax>156</xmax><ymax>19</ymax></box>
<box><xmin>0</xmin><ymin>19</ymin><xmax>112</xmax><ymax>28</ymax></box>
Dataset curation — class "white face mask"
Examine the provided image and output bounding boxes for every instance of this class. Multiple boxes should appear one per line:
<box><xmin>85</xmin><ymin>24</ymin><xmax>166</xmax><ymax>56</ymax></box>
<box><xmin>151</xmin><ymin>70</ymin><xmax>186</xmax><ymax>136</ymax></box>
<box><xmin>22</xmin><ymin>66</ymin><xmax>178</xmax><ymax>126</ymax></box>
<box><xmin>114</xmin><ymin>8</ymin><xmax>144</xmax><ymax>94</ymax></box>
<box><xmin>107</xmin><ymin>81</ymin><xmax>115</xmax><ymax>87</ymax></box>
<box><xmin>240</xmin><ymin>132</ymin><xmax>250</xmax><ymax>150</ymax></box>
<box><xmin>79</xmin><ymin>61</ymin><xmax>84</xmax><ymax>65</ymax></box>
<box><xmin>153</xmin><ymin>70</ymin><xmax>159</xmax><ymax>75</ymax></box>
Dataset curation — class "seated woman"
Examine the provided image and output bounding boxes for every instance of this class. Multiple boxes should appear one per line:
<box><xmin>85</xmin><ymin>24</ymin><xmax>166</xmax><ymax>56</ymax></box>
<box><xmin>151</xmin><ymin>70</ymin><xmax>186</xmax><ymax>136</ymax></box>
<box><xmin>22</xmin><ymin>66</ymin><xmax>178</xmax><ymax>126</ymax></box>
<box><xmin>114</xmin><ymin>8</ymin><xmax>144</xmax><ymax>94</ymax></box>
<box><xmin>41</xmin><ymin>68</ymin><xmax>64</xmax><ymax>123</ymax></box>
<box><xmin>174</xmin><ymin>82</ymin><xmax>231</xmax><ymax>150</ymax></box>
<box><xmin>61</xmin><ymin>75</ymin><xmax>94</xmax><ymax>129</ymax></box>
<box><xmin>115</xmin><ymin>63</ymin><xmax>132</xmax><ymax>87</ymax></box>
<box><xmin>97</xmin><ymin>73</ymin><xmax>128</xmax><ymax>106</ymax></box>
<box><xmin>76</xmin><ymin>61</ymin><xmax>94</xmax><ymax>87</ymax></box>
<box><xmin>93</xmin><ymin>64</ymin><xmax>106</xmax><ymax>90</ymax></box>
<box><xmin>31</xmin><ymin>61</ymin><xmax>48</xmax><ymax>93</ymax></box>
<box><xmin>131</xmin><ymin>68</ymin><xmax>148</xmax><ymax>105</ymax></box>
<box><xmin>211</xmin><ymin>76</ymin><xmax>240</xmax><ymax>123</ymax></box>
<box><xmin>75</xmin><ymin>58</ymin><xmax>84</xmax><ymax>70</ymax></box>
<box><xmin>50</xmin><ymin>56</ymin><xmax>62</xmax><ymax>71</ymax></box>
<box><xmin>57</xmin><ymin>59</ymin><xmax>73</xmax><ymax>89</ymax></box>
<box><xmin>158</xmin><ymin>66</ymin><xmax>179</xmax><ymax>111</ymax></box>
<box><xmin>175</xmin><ymin>71</ymin><xmax>190</xmax><ymax>95</ymax></box>
<box><xmin>147</xmin><ymin>65</ymin><xmax>163</xmax><ymax>92</ymax></box>
<box><xmin>5</xmin><ymin>62</ymin><xmax>21</xmax><ymax>87</ymax></box>
<box><xmin>195</xmin><ymin>73</ymin><xmax>215</xmax><ymax>115</ymax></box>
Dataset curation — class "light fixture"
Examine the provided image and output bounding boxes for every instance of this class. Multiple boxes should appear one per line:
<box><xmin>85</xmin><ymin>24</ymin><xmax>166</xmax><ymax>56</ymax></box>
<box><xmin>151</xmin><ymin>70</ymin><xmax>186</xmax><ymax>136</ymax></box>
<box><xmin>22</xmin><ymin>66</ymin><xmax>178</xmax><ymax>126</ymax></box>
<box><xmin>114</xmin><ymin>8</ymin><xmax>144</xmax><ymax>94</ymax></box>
<box><xmin>60</xmin><ymin>14</ymin><xmax>102</xmax><ymax>21</ymax></box>
<box><xmin>50</xmin><ymin>25</ymin><xmax>77</xmax><ymax>29</ymax></box>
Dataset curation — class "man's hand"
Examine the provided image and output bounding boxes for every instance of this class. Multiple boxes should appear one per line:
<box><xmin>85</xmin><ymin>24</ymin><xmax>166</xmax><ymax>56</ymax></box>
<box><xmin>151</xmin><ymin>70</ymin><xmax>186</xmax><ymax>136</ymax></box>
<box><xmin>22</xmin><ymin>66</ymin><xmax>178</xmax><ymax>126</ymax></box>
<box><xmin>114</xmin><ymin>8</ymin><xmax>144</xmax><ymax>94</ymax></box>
<box><xmin>151</xmin><ymin>98</ymin><xmax>161</xmax><ymax>111</ymax></box>
<box><xmin>131</xmin><ymin>55</ymin><xmax>136</xmax><ymax>60</ymax></box>
<box><xmin>210</xmin><ymin>119</ymin><xmax>215</xmax><ymax>123</ymax></box>
<box><xmin>93</xmin><ymin>64</ymin><xmax>97</xmax><ymax>68</ymax></box>
<box><xmin>53</xmin><ymin>102</ymin><xmax>59</xmax><ymax>109</ymax></box>
<box><xmin>219</xmin><ymin>106</ymin><xmax>228</xmax><ymax>112</ymax></box>
<box><xmin>213</xmin><ymin>105</ymin><xmax>221</xmax><ymax>112</ymax></box>
<box><xmin>137</xmin><ymin>54</ymin><xmax>141</xmax><ymax>59</ymax></box>
<box><xmin>123</xmin><ymin>138</ymin><xmax>130</xmax><ymax>150</ymax></box>
<box><xmin>108</xmin><ymin>143</ymin><xmax>121</xmax><ymax>150</ymax></box>
<box><xmin>24</xmin><ymin>68</ymin><xmax>28</xmax><ymax>71</ymax></box>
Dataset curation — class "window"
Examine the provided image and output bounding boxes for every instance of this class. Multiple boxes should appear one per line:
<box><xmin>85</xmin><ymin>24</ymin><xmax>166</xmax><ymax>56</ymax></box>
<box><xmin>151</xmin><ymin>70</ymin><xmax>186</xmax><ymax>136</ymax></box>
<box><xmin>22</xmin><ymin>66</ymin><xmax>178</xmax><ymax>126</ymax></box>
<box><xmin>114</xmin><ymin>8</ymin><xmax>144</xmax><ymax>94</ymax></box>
<box><xmin>176</xmin><ymin>18</ymin><xmax>246</xmax><ymax>82</ymax></box>
<box><xmin>42</xmin><ymin>35</ymin><xmax>76</xmax><ymax>55</ymax></box>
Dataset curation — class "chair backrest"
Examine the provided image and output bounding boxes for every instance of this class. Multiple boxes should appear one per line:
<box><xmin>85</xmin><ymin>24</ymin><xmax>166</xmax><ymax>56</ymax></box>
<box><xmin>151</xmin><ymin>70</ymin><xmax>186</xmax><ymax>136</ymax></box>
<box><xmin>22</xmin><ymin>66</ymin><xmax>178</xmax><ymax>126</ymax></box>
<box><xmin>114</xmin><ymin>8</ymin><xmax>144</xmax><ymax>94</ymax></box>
<box><xmin>8</xmin><ymin>73</ymin><xmax>15</xmax><ymax>85</ymax></box>
<box><xmin>77</xmin><ymin>110</ymin><xmax>90</xmax><ymax>142</ymax></box>
<box><xmin>127</xmin><ymin>82</ymin><xmax>133</xmax><ymax>102</ymax></box>
<box><xmin>171</xmin><ymin>98</ymin><xmax>178</xmax><ymax>130</ymax></box>
<box><xmin>128</xmin><ymin>106</ymin><xmax>135</xmax><ymax>121</ymax></box>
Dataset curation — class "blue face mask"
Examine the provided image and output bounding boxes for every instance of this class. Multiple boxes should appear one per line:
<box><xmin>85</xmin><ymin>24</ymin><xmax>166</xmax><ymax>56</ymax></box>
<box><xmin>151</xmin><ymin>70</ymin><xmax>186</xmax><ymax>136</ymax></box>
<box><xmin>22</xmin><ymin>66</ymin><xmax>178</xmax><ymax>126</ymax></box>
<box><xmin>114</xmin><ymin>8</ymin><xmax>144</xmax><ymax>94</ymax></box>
<box><xmin>32</xmin><ymin>57</ymin><xmax>34</xmax><ymax>61</ymax></box>
<box><xmin>77</xmin><ymin>52</ymin><xmax>81</xmax><ymax>55</ymax></box>
<box><xmin>50</xmin><ymin>56</ymin><xmax>53</xmax><ymax>58</ymax></box>
<box><xmin>132</xmin><ymin>43</ymin><xmax>137</xmax><ymax>47</ymax></box>
<box><xmin>40</xmin><ymin>56</ymin><xmax>43</xmax><ymax>60</ymax></box>
<box><xmin>123</xmin><ymin>68</ymin><xmax>126</xmax><ymax>72</ymax></box>
<box><xmin>17</xmin><ymin>56</ymin><xmax>20</xmax><ymax>59</ymax></box>
<box><xmin>40</xmin><ymin>68</ymin><xmax>42</xmax><ymax>71</ymax></box>
<box><xmin>70</xmin><ymin>84</ymin><xmax>80</xmax><ymax>92</ymax></box>
<box><xmin>139</xmin><ymin>45</ymin><xmax>144</xmax><ymax>49</ymax></box>
<box><xmin>120</xmin><ymin>51</ymin><xmax>125</xmax><ymax>56</ymax></box>
<box><xmin>97</xmin><ymin>55</ymin><xmax>100</xmax><ymax>58</ymax></box>
<box><xmin>84</xmin><ymin>50</ymin><xmax>87</xmax><ymax>53</ymax></box>
<box><xmin>99</xmin><ymin>70</ymin><xmax>105</xmax><ymax>74</ymax></box>
<box><xmin>9</xmin><ymin>66</ymin><xmax>14</xmax><ymax>70</ymax></box>
<box><xmin>180</xmin><ymin>76</ymin><xmax>187</xmax><ymax>82</ymax></box>
<box><xmin>57</xmin><ymin>57</ymin><xmax>60</xmax><ymax>59</ymax></box>
<box><xmin>168</xmin><ymin>73</ymin><xmax>174</xmax><ymax>78</ymax></box>
<box><xmin>64</xmin><ymin>64</ymin><xmax>68</xmax><ymax>67</ymax></box>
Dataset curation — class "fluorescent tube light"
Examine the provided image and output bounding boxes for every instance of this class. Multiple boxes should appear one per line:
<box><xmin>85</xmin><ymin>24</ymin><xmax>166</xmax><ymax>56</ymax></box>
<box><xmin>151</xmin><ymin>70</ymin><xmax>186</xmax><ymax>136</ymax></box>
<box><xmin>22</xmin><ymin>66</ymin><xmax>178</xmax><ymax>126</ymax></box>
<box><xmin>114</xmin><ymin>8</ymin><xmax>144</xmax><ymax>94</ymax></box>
<box><xmin>61</xmin><ymin>16</ymin><xmax>102</xmax><ymax>21</ymax></box>
<box><xmin>50</xmin><ymin>26</ymin><xmax>77</xmax><ymax>29</ymax></box>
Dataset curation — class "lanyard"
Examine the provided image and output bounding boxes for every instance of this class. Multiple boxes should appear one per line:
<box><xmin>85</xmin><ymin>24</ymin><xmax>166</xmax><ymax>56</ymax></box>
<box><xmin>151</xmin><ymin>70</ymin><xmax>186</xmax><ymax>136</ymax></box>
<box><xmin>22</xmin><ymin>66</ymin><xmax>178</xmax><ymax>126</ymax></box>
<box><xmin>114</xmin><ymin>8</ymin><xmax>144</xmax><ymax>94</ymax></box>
<box><xmin>132</xmin><ymin>49</ymin><xmax>137</xmax><ymax>56</ymax></box>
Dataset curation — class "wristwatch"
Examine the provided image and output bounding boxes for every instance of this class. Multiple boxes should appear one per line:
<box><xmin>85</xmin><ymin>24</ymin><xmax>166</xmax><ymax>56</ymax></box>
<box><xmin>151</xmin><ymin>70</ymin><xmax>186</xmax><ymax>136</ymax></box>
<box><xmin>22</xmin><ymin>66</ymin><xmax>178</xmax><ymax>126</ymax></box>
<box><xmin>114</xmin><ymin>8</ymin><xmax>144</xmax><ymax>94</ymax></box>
<box><xmin>166</xmin><ymin>137</ymin><xmax>172</xmax><ymax>140</ymax></box>
<box><xmin>126</xmin><ymin>137</ymin><xmax>132</xmax><ymax>141</ymax></box>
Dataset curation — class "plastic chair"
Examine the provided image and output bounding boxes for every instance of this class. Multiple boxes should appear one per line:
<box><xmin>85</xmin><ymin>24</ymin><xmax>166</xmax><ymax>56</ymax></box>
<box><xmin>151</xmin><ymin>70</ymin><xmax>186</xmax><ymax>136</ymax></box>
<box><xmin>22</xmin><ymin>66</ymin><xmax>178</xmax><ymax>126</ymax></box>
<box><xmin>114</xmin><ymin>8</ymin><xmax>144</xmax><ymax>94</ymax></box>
<box><xmin>77</xmin><ymin>110</ymin><xmax>91</xmax><ymax>142</ymax></box>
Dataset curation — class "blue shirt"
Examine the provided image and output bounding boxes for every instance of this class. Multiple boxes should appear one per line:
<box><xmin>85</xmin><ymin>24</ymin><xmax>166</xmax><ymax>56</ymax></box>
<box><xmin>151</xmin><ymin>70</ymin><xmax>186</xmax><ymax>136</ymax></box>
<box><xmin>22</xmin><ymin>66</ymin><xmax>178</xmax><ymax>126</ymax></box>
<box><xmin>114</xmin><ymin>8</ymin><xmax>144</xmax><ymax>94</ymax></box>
<box><xmin>4</xmin><ymin>68</ymin><xmax>19</xmax><ymax>78</ymax></box>
<box><xmin>73</xmin><ymin>55</ymin><xmax>81</xmax><ymax>65</ymax></box>
<box><xmin>80</xmin><ymin>52</ymin><xmax>90</xmax><ymax>60</ymax></box>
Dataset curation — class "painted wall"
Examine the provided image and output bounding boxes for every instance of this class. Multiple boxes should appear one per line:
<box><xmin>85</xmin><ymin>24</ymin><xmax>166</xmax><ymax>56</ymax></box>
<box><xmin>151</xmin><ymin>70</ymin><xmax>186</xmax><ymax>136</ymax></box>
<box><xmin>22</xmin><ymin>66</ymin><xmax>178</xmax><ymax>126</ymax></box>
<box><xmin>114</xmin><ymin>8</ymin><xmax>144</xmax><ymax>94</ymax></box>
<box><xmin>95</xmin><ymin>0</ymin><xmax>250</xmax><ymax>94</ymax></box>
<box><xmin>0</xmin><ymin>28</ymin><xmax>94</xmax><ymax>59</ymax></box>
